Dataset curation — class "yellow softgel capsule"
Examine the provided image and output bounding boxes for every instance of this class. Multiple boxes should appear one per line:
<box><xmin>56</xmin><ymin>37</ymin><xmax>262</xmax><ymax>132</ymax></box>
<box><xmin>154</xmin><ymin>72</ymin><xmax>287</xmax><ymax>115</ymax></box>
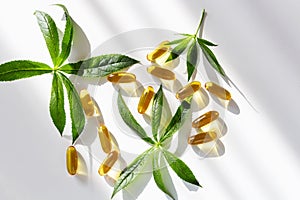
<box><xmin>188</xmin><ymin>131</ymin><xmax>217</xmax><ymax>145</ymax></box>
<box><xmin>66</xmin><ymin>146</ymin><xmax>78</xmax><ymax>175</ymax></box>
<box><xmin>176</xmin><ymin>81</ymin><xmax>201</xmax><ymax>100</ymax></box>
<box><xmin>147</xmin><ymin>66</ymin><xmax>176</xmax><ymax>80</ymax></box>
<box><xmin>98</xmin><ymin>151</ymin><xmax>119</xmax><ymax>176</ymax></box>
<box><xmin>107</xmin><ymin>72</ymin><xmax>136</xmax><ymax>83</ymax></box>
<box><xmin>205</xmin><ymin>82</ymin><xmax>231</xmax><ymax>100</ymax></box>
<box><xmin>147</xmin><ymin>41</ymin><xmax>170</xmax><ymax>62</ymax></box>
<box><xmin>192</xmin><ymin>111</ymin><xmax>219</xmax><ymax>128</ymax></box>
<box><xmin>138</xmin><ymin>86</ymin><xmax>155</xmax><ymax>114</ymax></box>
<box><xmin>80</xmin><ymin>89</ymin><xmax>94</xmax><ymax>117</ymax></box>
<box><xmin>98</xmin><ymin>125</ymin><xmax>112</xmax><ymax>154</ymax></box>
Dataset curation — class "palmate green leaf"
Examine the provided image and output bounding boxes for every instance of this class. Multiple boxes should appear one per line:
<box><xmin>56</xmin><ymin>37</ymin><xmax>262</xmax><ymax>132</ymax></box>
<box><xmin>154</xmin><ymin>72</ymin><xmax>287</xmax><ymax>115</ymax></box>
<box><xmin>112</xmin><ymin>147</ymin><xmax>154</xmax><ymax>198</ymax></box>
<box><xmin>166</xmin><ymin>37</ymin><xmax>192</xmax><ymax>62</ymax></box>
<box><xmin>163</xmin><ymin>150</ymin><xmax>201</xmax><ymax>187</ymax></box>
<box><xmin>58</xmin><ymin>72</ymin><xmax>85</xmax><ymax>144</ymax></box>
<box><xmin>50</xmin><ymin>72</ymin><xmax>66</xmax><ymax>135</ymax></box>
<box><xmin>186</xmin><ymin>39</ymin><xmax>198</xmax><ymax>81</ymax></box>
<box><xmin>117</xmin><ymin>92</ymin><xmax>155</xmax><ymax>145</ymax></box>
<box><xmin>34</xmin><ymin>11</ymin><xmax>59</xmax><ymax>66</ymax></box>
<box><xmin>0</xmin><ymin>60</ymin><xmax>52</xmax><ymax>81</ymax></box>
<box><xmin>152</xmin><ymin>85</ymin><xmax>163</xmax><ymax>141</ymax></box>
<box><xmin>59</xmin><ymin>54</ymin><xmax>139</xmax><ymax>77</ymax></box>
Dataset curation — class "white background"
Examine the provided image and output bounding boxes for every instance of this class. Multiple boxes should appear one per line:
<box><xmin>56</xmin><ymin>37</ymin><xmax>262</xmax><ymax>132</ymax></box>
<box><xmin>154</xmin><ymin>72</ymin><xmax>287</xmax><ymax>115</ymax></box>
<box><xmin>1</xmin><ymin>0</ymin><xmax>300</xmax><ymax>200</ymax></box>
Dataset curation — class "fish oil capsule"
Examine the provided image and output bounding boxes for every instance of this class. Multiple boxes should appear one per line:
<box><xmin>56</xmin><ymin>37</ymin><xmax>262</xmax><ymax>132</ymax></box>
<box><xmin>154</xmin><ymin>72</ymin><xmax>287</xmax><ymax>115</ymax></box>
<box><xmin>188</xmin><ymin>131</ymin><xmax>217</xmax><ymax>145</ymax></box>
<box><xmin>98</xmin><ymin>125</ymin><xmax>112</xmax><ymax>153</ymax></box>
<box><xmin>176</xmin><ymin>81</ymin><xmax>201</xmax><ymax>100</ymax></box>
<box><xmin>98</xmin><ymin>151</ymin><xmax>119</xmax><ymax>176</ymax></box>
<box><xmin>147</xmin><ymin>41</ymin><xmax>170</xmax><ymax>62</ymax></box>
<box><xmin>80</xmin><ymin>89</ymin><xmax>94</xmax><ymax>117</ymax></box>
<box><xmin>205</xmin><ymin>82</ymin><xmax>231</xmax><ymax>100</ymax></box>
<box><xmin>107</xmin><ymin>72</ymin><xmax>136</xmax><ymax>83</ymax></box>
<box><xmin>138</xmin><ymin>86</ymin><xmax>155</xmax><ymax>114</ymax></box>
<box><xmin>66</xmin><ymin>146</ymin><xmax>78</xmax><ymax>175</ymax></box>
<box><xmin>147</xmin><ymin>66</ymin><xmax>176</xmax><ymax>80</ymax></box>
<box><xmin>192</xmin><ymin>111</ymin><xmax>219</xmax><ymax>128</ymax></box>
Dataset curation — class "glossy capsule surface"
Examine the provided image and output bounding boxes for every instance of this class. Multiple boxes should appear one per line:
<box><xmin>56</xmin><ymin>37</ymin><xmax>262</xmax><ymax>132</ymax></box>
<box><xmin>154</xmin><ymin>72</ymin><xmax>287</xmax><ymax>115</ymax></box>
<box><xmin>80</xmin><ymin>89</ymin><xmax>94</xmax><ymax>117</ymax></box>
<box><xmin>205</xmin><ymin>82</ymin><xmax>231</xmax><ymax>100</ymax></box>
<box><xmin>66</xmin><ymin>146</ymin><xmax>78</xmax><ymax>175</ymax></box>
<box><xmin>176</xmin><ymin>81</ymin><xmax>201</xmax><ymax>100</ymax></box>
<box><xmin>107</xmin><ymin>72</ymin><xmax>136</xmax><ymax>83</ymax></box>
<box><xmin>188</xmin><ymin>131</ymin><xmax>217</xmax><ymax>145</ymax></box>
<box><xmin>147</xmin><ymin>66</ymin><xmax>176</xmax><ymax>80</ymax></box>
<box><xmin>147</xmin><ymin>41</ymin><xmax>170</xmax><ymax>62</ymax></box>
<box><xmin>98</xmin><ymin>151</ymin><xmax>119</xmax><ymax>176</ymax></box>
<box><xmin>138</xmin><ymin>86</ymin><xmax>155</xmax><ymax>114</ymax></box>
<box><xmin>192</xmin><ymin>111</ymin><xmax>219</xmax><ymax>128</ymax></box>
<box><xmin>98</xmin><ymin>125</ymin><xmax>112</xmax><ymax>153</ymax></box>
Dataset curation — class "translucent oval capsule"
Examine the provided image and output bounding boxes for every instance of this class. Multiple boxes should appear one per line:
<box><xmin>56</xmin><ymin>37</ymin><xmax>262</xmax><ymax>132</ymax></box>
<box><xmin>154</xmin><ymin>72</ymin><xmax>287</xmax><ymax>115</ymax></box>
<box><xmin>138</xmin><ymin>86</ymin><xmax>155</xmax><ymax>114</ymax></box>
<box><xmin>176</xmin><ymin>81</ymin><xmax>201</xmax><ymax>100</ymax></box>
<box><xmin>66</xmin><ymin>146</ymin><xmax>78</xmax><ymax>175</ymax></box>
<box><xmin>147</xmin><ymin>66</ymin><xmax>176</xmax><ymax>80</ymax></box>
<box><xmin>80</xmin><ymin>89</ymin><xmax>95</xmax><ymax>117</ymax></box>
<box><xmin>192</xmin><ymin>111</ymin><xmax>219</xmax><ymax>128</ymax></box>
<box><xmin>107</xmin><ymin>72</ymin><xmax>136</xmax><ymax>83</ymax></box>
<box><xmin>205</xmin><ymin>82</ymin><xmax>231</xmax><ymax>100</ymax></box>
<box><xmin>188</xmin><ymin>131</ymin><xmax>217</xmax><ymax>145</ymax></box>
<box><xmin>98</xmin><ymin>125</ymin><xmax>112</xmax><ymax>153</ymax></box>
<box><xmin>147</xmin><ymin>41</ymin><xmax>170</xmax><ymax>62</ymax></box>
<box><xmin>98</xmin><ymin>151</ymin><xmax>119</xmax><ymax>176</ymax></box>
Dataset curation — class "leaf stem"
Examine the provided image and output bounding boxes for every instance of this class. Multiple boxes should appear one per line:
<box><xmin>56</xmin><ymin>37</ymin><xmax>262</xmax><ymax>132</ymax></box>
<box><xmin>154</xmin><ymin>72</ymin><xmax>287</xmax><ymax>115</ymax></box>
<box><xmin>195</xmin><ymin>9</ymin><xmax>206</xmax><ymax>37</ymax></box>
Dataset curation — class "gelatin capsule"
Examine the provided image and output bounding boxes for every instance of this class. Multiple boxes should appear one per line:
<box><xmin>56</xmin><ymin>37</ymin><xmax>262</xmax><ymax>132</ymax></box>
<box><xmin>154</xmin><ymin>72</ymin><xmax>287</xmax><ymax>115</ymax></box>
<box><xmin>98</xmin><ymin>151</ymin><xmax>119</xmax><ymax>176</ymax></box>
<box><xmin>147</xmin><ymin>66</ymin><xmax>176</xmax><ymax>80</ymax></box>
<box><xmin>205</xmin><ymin>82</ymin><xmax>231</xmax><ymax>100</ymax></box>
<box><xmin>80</xmin><ymin>89</ymin><xmax>94</xmax><ymax>117</ymax></box>
<box><xmin>192</xmin><ymin>111</ymin><xmax>219</xmax><ymax>128</ymax></box>
<box><xmin>176</xmin><ymin>81</ymin><xmax>201</xmax><ymax>100</ymax></box>
<box><xmin>138</xmin><ymin>86</ymin><xmax>155</xmax><ymax>114</ymax></box>
<box><xmin>147</xmin><ymin>41</ymin><xmax>170</xmax><ymax>62</ymax></box>
<box><xmin>107</xmin><ymin>72</ymin><xmax>136</xmax><ymax>83</ymax></box>
<box><xmin>98</xmin><ymin>125</ymin><xmax>112</xmax><ymax>154</ymax></box>
<box><xmin>188</xmin><ymin>131</ymin><xmax>217</xmax><ymax>145</ymax></box>
<box><xmin>66</xmin><ymin>146</ymin><xmax>78</xmax><ymax>175</ymax></box>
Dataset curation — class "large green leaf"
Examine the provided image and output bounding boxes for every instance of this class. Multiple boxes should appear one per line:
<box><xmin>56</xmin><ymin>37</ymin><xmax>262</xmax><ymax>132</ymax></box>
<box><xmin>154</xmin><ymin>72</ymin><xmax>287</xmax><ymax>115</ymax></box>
<box><xmin>34</xmin><ymin>11</ymin><xmax>59</xmax><ymax>66</ymax></box>
<box><xmin>163</xmin><ymin>150</ymin><xmax>201</xmax><ymax>187</ymax></box>
<box><xmin>0</xmin><ymin>60</ymin><xmax>52</xmax><ymax>81</ymax></box>
<box><xmin>59</xmin><ymin>54</ymin><xmax>139</xmax><ymax>77</ymax></box>
<box><xmin>58</xmin><ymin>72</ymin><xmax>85</xmax><ymax>143</ymax></box>
<box><xmin>117</xmin><ymin>92</ymin><xmax>155</xmax><ymax>145</ymax></box>
<box><xmin>197</xmin><ymin>38</ymin><xmax>217</xmax><ymax>47</ymax></box>
<box><xmin>151</xmin><ymin>85</ymin><xmax>163</xmax><ymax>141</ymax></box>
<box><xmin>186</xmin><ymin>39</ymin><xmax>198</xmax><ymax>81</ymax></box>
<box><xmin>166</xmin><ymin>37</ymin><xmax>192</xmax><ymax>62</ymax></box>
<box><xmin>50</xmin><ymin>72</ymin><xmax>66</xmax><ymax>135</ymax></box>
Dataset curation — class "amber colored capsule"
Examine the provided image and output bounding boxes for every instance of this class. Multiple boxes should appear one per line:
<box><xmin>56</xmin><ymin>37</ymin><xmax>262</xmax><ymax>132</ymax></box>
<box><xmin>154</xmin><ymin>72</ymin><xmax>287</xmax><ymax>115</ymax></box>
<box><xmin>107</xmin><ymin>72</ymin><xmax>136</xmax><ymax>83</ymax></box>
<box><xmin>147</xmin><ymin>41</ymin><xmax>170</xmax><ymax>62</ymax></box>
<box><xmin>188</xmin><ymin>131</ymin><xmax>217</xmax><ymax>145</ymax></box>
<box><xmin>98</xmin><ymin>151</ymin><xmax>119</xmax><ymax>176</ymax></box>
<box><xmin>80</xmin><ymin>89</ymin><xmax>94</xmax><ymax>117</ymax></box>
<box><xmin>98</xmin><ymin>125</ymin><xmax>112</xmax><ymax>154</ymax></box>
<box><xmin>192</xmin><ymin>111</ymin><xmax>219</xmax><ymax>128</ymax></box>
<box><xmin>176</xmin><ymin>81</ymin><xmax>201</xmax><ymax>100</ymax></box>
<box><xmin>66</xmin><ymin>146</ymin><xmax>78</xmax><ymax>175</ymax></box>
<box><xmin>137</xmin><ymin>86</ymin><xmax>155</xmax><ymax>114</ymax></box>
<box><xmin>205</xmin><ymin>82</ymin><xmax>231</xmax><ymax>100</ymax></box>
<box><xmin>147</xmin><ymin>66</ymin><xmax>176</xmax><ymax>80</ymax></box>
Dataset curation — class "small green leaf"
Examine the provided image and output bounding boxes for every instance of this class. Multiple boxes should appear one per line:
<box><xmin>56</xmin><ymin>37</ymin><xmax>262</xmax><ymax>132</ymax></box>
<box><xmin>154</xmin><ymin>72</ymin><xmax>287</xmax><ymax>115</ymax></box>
<box><xmin>186</xmin><ymin>39</ymin><xmax>198</xmax><ymax>81</ymax></box>
<box><xmin>197</xmin><ymin>38</ymin><xmax>218</xmax><ymax>46</ymax></box>
<box><xmin>166</xmin><ymin>37</ymin><xmax>192</xmax><ymax>62</ymax></box>
<box><xmin>58</xmin><ymin>72</ymin><xmax>85</xmax><ymax>143</ymax></box>
<box><xmin>166</xmin><ymin>38</ymin><xmax>187</xmax><ymax>45</ymax></box>
<box><xmin>163</xmin><ymin>150</ymin><xmax>201</xmax><ymax>187</ymax></box>
<box><xmin>179</xmin><ymin>33</ymin><xmax>193</xmax><ymax>37</ymax></box>
<box><xmin>34</xmin><ymin>11</ymin><xmax>59</xmax><ymax>66</ymax></box>
<box><xmin>152</xmin><ymin>85</ymin><xmax>163</xmax><ymax>141</ymax></box>
<box><xmin>112</xmin><ymin>147</ymin><xmax>154</xmax><ymax>198</ymax></box>
<box><xmin>50</xmin><ymin>72</ymin><xmax>66</xmax><ymax>135</ymax></box>
<box><xmin>117</xmin><ymin>92</ymin><xmax>155</xmax><ymax>145</ymax></box>
<box><xmin>59</xmin><ymin>54</ymin><xmax>139</xmax><ymax>77</ymax></box>
<box><xmin>0</xmin><ymin>60</ymin><xmax>52</xmax><ymax>81</ymax></box>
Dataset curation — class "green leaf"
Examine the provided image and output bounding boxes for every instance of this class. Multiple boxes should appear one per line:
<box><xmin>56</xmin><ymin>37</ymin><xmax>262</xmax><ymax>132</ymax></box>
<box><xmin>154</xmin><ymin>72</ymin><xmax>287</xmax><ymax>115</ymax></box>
<box><xmin>186</xmin><ymin>39</ymin><xmax>198</xmax><ymax>81</ymax></box>
<box><xmin>34</xmin><ymin>10</ymin><xmax>59</xmax><ymax>66</ymax></box>
<box><xmin>59</xmin><ymin>54</ymin><xmax>139</xmax><ymax>77</ymax></box>
<box><xmin>58</xmin><ymin>72</ymin><xmax>85</xmax><ymax>143</ymax></box>
<box><xmin>117</xmin><ymin>92</ymin><xmax>155</xmax><ymax>145</ymax></box>
<box><xmin>166</xmin><ymin>37</ymin><xmax>192</xmax><ymax>62</ymax></box>
<box><xmin>50</xmin><ymin>72</ymin><xmax>66</xmax><ymax>135</ymax></box>
<box><xmin>0</xmin><ymin>60</ymin><xmax>52</xmax><ymax>81</ymax></box>
<box><xmin>163</xmin><ymin>150</ymin><xmax>201</xmax><ymax>187</ymax></box>
<box><xmin>197</xmin><ymin>38</ymin><xmax>218</xmax><ymax>46</ymax></box>
<box><xmin>166</xmin><ymin>37</ymin><xmax>187</xmax><ymax>45</ymax></box>
<box><xmin>153</xmin><ymin>151</ymin><xmax>175</xmax><ymax>200</ymax></box>
<box><xmin>112</xmin><ymin>147</ymin><xmax>154</xmax><ymax>198</ymax></box>
<box><xmin>152</xmin><ymin>85</ymin><xmax>163</xmax><ymax>141</ymax></box>
<box><xmin>198</xmin><ymin>41</ymin><xmax>226</xmax><ymax>77</ymax></box>
<box><xmin>179</xmin><ymin>33</ymin><xmax>193</xmax><ymax>37</ymax></box>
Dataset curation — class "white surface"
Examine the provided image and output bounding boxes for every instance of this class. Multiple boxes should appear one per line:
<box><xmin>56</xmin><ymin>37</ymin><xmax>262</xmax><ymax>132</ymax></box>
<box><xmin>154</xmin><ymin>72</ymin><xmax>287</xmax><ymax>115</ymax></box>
<box><xmin>1</xmin><ymin>0</ymin><xmax>300</xmax><ymax>200</ymax></box>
